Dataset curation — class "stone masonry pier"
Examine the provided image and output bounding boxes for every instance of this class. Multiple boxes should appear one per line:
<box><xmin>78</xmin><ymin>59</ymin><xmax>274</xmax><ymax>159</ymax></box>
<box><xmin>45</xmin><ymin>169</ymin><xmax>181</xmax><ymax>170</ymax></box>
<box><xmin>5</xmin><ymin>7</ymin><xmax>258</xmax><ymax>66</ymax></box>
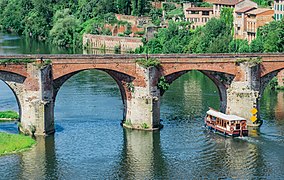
<box><xmin>0</xmin><ymin>54</ymin><xmax>284</xmax><ymax>135</ymax></box>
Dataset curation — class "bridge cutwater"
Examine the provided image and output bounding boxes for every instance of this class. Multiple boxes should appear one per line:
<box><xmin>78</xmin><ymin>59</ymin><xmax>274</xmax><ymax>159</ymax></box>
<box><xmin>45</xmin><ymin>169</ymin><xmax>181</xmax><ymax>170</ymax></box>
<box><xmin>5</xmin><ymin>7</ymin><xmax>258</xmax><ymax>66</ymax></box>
<box><xmin>0</xmin><ymin>54</ymin><xmax>283</xmax><ymax>135</ymax></box>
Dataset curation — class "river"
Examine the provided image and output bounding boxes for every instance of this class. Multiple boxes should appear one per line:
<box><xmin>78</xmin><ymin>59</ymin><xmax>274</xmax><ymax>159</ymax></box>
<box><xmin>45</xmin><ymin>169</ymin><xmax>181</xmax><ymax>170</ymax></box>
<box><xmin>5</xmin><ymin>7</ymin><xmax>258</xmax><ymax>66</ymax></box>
<box><xmin>0</xmin><ymin>33</ymin><xmax>283</xmax><ymax>179</ymax></box>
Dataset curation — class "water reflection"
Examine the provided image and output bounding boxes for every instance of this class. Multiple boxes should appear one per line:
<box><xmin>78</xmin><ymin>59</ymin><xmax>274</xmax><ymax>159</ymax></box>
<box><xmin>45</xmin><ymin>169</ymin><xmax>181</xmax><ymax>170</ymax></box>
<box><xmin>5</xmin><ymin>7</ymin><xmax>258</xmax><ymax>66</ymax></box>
<box><xmin>0</xmin><ymin>32</ymin><xmax>82</xmax><ymax>54</ymax></box>
<box><xmin>18</xmin><ymin>136</ymin><xmax>58</xmax><ymax>179</ymax></box>
<box><xmin>0</xmin><ymin>136</ymin><xmax>57</xmax><ymax>179</ymax></box>
<box><xmin>115</xmin><ymin>129</ymin><xmax>168</xmax><ymax>179</ymax></box>
<box><xmin>195</xmin><ymin>133</ymin><xmax>267</xmax><ymax>178</ymax></box>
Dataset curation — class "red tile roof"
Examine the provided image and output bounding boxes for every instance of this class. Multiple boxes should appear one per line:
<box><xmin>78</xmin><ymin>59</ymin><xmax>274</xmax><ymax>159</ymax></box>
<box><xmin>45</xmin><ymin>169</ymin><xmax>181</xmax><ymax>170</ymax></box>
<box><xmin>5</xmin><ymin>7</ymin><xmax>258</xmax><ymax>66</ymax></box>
<box><xmin>186</xmin><ymin>7</ymin><xmax>213</xmax><ymax>11</ymax></box>
<box><xmin>246</xmin><ymin>8</ymin><xmax>274</xmax><ymax>15</ymax></box>
<box><xmin>235</xmin><ymin>6</ymin><xmax>256</xmax><ymax>13</ymax></box>
<box><xmin>204</xmin><ymin>0</ymin><xmax>239</xmax><ymax>5</ymax></box>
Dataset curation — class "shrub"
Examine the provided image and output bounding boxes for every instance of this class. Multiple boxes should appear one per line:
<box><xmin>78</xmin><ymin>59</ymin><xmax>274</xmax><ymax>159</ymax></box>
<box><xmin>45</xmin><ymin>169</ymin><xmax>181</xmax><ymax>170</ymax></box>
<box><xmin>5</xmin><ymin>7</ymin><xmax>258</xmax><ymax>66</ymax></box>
<box><xmin>136</xmin><ymin>58</ymin><xmax>160</xmax><ymax>68</ymax></box>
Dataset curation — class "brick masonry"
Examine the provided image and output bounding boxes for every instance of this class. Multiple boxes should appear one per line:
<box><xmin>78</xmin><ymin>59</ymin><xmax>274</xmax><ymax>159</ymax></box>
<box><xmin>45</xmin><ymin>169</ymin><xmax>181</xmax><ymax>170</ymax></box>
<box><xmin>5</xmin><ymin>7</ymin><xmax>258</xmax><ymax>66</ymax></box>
<box><xmin>0</xmin><ymin>54</ymin><xmax>284</xmax><ymax>135</ymax></box>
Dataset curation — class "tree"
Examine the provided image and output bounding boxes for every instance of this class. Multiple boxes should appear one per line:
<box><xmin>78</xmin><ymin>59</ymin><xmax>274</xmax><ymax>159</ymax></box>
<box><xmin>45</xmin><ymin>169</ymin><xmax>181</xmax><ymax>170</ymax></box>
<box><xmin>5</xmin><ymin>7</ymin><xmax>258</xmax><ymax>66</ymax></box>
<box><xmin>50</xmin><ymin>9</ymin><xmax>80</xmax><ymax>47</ymax></box>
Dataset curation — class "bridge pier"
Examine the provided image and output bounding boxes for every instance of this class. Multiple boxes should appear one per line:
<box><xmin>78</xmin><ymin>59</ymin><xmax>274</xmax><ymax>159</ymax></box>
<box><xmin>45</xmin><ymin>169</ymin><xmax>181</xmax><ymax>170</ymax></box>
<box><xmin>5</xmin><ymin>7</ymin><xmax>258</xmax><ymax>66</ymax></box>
<box><xmin>123</xmin><ymin>66</ymin><xmax>161</xmax><ymax>130</ymax></box>
<box><xmin>19</xmin><ymin>63</ymin><xmax>54</xmax><ymax>135</ymax></box>
<box><xmin>226</xmin><ymin>61</ymin><xmax>261</xmax><ymax>126</ymax></box>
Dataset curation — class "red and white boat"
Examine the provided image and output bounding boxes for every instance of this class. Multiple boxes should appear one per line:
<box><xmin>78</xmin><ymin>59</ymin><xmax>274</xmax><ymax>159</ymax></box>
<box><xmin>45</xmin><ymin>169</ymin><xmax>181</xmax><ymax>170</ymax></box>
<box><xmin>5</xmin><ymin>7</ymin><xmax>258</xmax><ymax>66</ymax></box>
<box><xmin>204</xmin><ymin>108</ymin><xmax>248</xmax><ymax>137</ymax></box>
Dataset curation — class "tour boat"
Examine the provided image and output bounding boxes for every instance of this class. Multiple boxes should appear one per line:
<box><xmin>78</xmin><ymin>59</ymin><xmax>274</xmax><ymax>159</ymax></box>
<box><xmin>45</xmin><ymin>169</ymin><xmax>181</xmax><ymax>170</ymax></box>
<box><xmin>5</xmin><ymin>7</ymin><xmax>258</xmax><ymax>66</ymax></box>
<box><xmin>204</xmin><ymin>108</ymin><xmax>248</xmax><ymax>137</ymax></box>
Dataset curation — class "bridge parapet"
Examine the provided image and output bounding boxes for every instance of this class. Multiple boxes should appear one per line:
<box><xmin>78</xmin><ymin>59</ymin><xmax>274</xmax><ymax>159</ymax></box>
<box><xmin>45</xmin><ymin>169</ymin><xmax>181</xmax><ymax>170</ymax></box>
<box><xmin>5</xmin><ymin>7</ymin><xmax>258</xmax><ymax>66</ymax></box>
<box><xmin>0</xmin><ymin>54</ymin><xmax>284</xmax><ymax>134</ymax></box>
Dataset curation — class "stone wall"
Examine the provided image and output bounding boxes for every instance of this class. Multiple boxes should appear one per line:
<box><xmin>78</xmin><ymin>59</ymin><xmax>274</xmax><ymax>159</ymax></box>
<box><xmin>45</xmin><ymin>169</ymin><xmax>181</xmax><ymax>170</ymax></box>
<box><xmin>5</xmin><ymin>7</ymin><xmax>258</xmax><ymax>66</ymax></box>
<box><xmin>104</xmin><ymin>24</ymin><xmax>144</xmax><ymax>37</ymax></box>
<box><xmin>115</xmin><ymin>14</ymin><xmax>151</xmax><ymax>26</ymax></box>
<box><xmin>83</xmin><ymin>34</ymin><xmax>143</xmax><ymax>52</ymax></box>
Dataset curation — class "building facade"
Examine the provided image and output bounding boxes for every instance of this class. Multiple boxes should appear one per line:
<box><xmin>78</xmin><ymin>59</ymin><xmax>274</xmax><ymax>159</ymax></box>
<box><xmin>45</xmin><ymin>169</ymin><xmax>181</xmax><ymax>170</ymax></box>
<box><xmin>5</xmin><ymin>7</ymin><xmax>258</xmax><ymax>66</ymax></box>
<box><xmin>245</xmin><ymin>9</ymin><xmax>274</xmax><ymax>42</ymax></box>
<box><xmin>185</xmin><ymin>7</ymin><xmax>214</xmax><ymax>29</ymax></box>
<box><xmin>274</xmin><ymin>0</ymin><xmax>284</xmax><ymax>20</ymax></box>
<box><xmin>205</xmin><ymin>0</ymin><xmax>239</xmax><ymax>16</ymax></box>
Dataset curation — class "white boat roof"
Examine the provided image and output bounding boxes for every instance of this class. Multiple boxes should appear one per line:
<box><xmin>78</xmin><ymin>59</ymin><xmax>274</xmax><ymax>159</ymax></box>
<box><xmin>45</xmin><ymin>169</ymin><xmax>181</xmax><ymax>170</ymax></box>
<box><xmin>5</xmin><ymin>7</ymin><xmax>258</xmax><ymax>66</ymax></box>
<box><xmin>206</xmin><ymin>109</ymin><xmax>246</xmax><ymax>121</ymax></box>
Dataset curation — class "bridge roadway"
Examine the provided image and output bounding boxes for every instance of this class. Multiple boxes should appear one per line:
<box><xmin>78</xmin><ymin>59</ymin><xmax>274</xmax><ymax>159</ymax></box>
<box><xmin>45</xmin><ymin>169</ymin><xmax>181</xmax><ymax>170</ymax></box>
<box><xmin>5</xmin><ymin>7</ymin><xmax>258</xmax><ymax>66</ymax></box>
<box><xmin>0</xmin><ymin>53</ymin><xmax>283</xmax><ymax>135</ymax></box>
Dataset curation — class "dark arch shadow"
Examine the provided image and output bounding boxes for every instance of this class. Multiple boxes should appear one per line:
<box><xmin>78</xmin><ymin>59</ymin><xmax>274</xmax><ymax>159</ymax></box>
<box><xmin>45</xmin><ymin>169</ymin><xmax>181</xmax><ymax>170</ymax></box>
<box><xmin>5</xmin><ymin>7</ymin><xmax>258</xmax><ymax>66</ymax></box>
<box><xmin>53</xmin><ymin>69</ymin><xmax>134</xmax><ymax>122</ymax></box>
<box><xmin>0</xmin><ymin>71</ymin><xmax>26</xmax><ymax>123</ymax></box>
<box><xmin>162</xmin><ymin>70</ymin><xmax>234</xmax><ymax>113</ymax></box>
<box><xmin>260</xmin><ymin>69</ymin><xmax>284</xmax><ymax>97</ymax></box>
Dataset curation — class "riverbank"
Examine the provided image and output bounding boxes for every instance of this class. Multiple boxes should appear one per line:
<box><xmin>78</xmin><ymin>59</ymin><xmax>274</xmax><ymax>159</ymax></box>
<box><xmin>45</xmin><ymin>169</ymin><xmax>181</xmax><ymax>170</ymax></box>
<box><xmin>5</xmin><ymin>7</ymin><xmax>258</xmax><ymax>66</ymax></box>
<box><xmin>0</xmin><ymin>132</ymin><xmax>36</xmax><ymax>156</ymax></box>
<box><xmin>0</xmin><ymin>111</ymin><xmax>19</xmax><ymax>121</ymax></box>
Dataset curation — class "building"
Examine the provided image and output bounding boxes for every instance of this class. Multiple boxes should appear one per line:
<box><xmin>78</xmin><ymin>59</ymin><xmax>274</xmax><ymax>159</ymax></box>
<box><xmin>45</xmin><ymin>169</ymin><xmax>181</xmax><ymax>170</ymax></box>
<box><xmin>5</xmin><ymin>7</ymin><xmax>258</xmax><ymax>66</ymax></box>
<box><xmin>245</xmin><ymin>8</ymin><xmax>274</xmax><ymax>42</ymax></box>
<box><xmin>234</xmin><ymin>0</ymin><xmax>258</xmax><ymax>40</ymax></box>
<box><xmin>274</xmin><ymin>0</ymin><xmax>284</xmax><ymax>20</ymax></box>
<box><xmin>83</xmin><ymin>34</ymin><xmax>143</xmax><ymax>52</ymax></box>
<box><xmin>205</xmin><ymin>0</ymin><xmax>239</xmax><ymax>16</ymax></box>
<box><xmin>234</xmin><ymin>6</ymin><xmax>257</xmax><ymax>39</ymax></box>
<box><xmin>184</xmin><ymin>7</ymin><xmax>214</xmax><ymax>29</ymax></box>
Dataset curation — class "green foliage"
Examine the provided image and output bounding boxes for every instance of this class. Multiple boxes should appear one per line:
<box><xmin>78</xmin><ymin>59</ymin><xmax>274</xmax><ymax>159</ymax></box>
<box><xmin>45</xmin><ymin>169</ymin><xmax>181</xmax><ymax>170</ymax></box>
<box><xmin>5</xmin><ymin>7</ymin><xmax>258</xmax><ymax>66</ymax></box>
<box><xmin>137</xmin><ymin>21</ymin><xmax>192</xmax><ymax>54</ymax></box>
<box><xmin>0</xmin><ymin>59</ymin><xmax>35</xmax><ymax>64</ymax></box>
<box><xmin>253</xmin><ymin>0</ymin><xmax>272</xmax><ymax>7</ymax></box>
<box><xmin>0</xmin><ymin>0</ymin><xmax>150</xmax><ymax>47</ymax></box>
<box><xmin>229</xmin><ymin>39</ymin><xmax>250</xmax><ymax>53</ymax></box>
<box><xmin>252</xmin><ymin>19</ymin><xmax>284</xmax><ymax>52</ymax></box>
<box><xmin>162</xmin><ymin>2</ymin><xmax>176</xmax><ymax>12</ymax></box>
<box><xmin>136</xmin><ymin>57</ymin><xmax>160</xmax><ymax>68</ymax></box>
<box><xmin>141</xmin><ymin>122</ymin><xmax>149</xmax><ymax>129</ymax></box>
<box><xmin>124</xmin><ymin>119</ymin><xmax>132</xmax><ymax>126</ymax></box>
<box><xmin>166</xmin><ymin>8</ymin><xmax>184</xmax><ymax>19</ymax></box>
<box><xmin>186</xmin><ymin>18</ymin><xmax>232</xmax><ymax>53</ymax></box>
<box><xmin>0</xmin><ymin>111</ymin><xmax>19</xmax><ymax>120</ymax></box>
<box><xmin>149</xmin><ymin>8</ymin><xmax>163</xmax><ymax>26</ymax></box>
<box><xmin>197</xmin><ymin>2</ymin><xmax>213</xmax><ymax>7</ymax></box>
<box><xmin>235</xmin><ymin>57</ymin><xmax>262</xmax><ymax>65</ymax></box>
<box><xmin>126</xmin><ymin>82</ymin><xmax>135</xmax><ymax>92</ymax></box>
<box><xmin>114</xmin><ymin>45</ymin><xmax>121</xmax><ymax>54</ymax></box>
<box><xmin>0</xmin><ymin>132</ymin><xmax>36</xmax><ymax>156</ymax></box>
<box><xmin>124</xmin><ymin>23</ymin><xmax>132</xmax><ymax>36</ymax></box>
<box><xmin>220</xmin><ymin>7</ymin><xmax>234</xmax><ymax>36</ymax></box>
<box><xmin>158</xmin><ymin>76</ymin><xmax>170</xmax><ymax>92</ymax></box>
<box><xmin>268</xmin><ymin>77</ymin><xmax>278</xmax><ymax>90</ymax></box>
<box><xmin>50</xmin><ymin>9</ymin><xmax>81</xmax><ymax>47</ymax></box>
<box><xmin>135</xmin><ymin>30</ymin><xmax>145</xmax><ymax>35</ymax></box>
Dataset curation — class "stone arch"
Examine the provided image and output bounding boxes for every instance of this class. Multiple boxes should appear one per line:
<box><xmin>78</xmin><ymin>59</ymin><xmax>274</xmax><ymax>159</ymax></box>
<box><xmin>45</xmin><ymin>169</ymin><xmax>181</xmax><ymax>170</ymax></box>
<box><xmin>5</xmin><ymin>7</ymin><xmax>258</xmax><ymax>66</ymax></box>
<box><xmin>161</xmin><ymin>70</ymin><xmax>234</xmax><ymax>112</ymax></box>
<box><xmin>260</xmin><ymin>68</ymin><xmax>284</xmax><ymax>96</ymax></box>
<box><xmin>53</xmin><ymin>68</ymin><xmax>134</xmax><ymax>121</ymax></box>
<box><xmin>0</xmin><ymin>71</ymin><xmax>26</xmax><ymax>122</ymax></box>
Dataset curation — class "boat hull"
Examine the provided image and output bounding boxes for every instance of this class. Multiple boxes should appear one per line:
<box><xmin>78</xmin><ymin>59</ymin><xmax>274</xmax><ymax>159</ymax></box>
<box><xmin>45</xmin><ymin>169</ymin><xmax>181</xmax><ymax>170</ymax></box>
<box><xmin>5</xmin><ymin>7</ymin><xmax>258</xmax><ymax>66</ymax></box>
<box><xmin>205</xmin><ymin>122</ymin><xmax>248</xmax><ymax>137</ymax></box>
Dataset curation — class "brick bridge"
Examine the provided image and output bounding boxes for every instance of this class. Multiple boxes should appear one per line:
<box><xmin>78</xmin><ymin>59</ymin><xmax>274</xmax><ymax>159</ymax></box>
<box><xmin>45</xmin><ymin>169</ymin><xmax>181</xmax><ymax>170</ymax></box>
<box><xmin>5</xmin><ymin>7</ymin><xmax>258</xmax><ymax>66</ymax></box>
<box><xmin>0</xmin><ymin>54</ymin><xmax>283</xmax><ymax>135</ymax></box>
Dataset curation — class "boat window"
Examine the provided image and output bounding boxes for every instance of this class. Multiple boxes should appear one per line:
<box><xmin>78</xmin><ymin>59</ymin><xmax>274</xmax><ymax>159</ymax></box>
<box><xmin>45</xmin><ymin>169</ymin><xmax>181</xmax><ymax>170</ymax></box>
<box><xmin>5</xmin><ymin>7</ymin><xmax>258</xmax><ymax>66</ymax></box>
<box><xmin>236</xmin><ymin>124</ymin><xmax>240</xmax><ymax>130</ymax></box>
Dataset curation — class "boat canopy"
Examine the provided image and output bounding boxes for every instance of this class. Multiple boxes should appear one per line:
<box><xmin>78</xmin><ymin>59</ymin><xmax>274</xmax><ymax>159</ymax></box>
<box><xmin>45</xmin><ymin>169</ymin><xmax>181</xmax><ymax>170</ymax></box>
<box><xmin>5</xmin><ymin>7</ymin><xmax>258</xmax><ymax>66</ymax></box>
<box><xmin>206</xmin><ymin>109</ymin><xmax>246</xmax><ymax>121</ymax></box>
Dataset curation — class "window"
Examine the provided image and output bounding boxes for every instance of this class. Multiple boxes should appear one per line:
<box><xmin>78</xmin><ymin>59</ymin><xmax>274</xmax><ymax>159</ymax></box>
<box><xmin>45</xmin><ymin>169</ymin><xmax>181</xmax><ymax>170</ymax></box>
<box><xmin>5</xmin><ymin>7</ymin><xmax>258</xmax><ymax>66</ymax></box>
<box><xmin>191</xmin><ymin>11</ymin><xmax>199</xmax><ymax>14</ymax></box>
<box><xmin>202</xmin><ymin>11</ymin><xmax>209</xmax><ymax>16</ymax></box>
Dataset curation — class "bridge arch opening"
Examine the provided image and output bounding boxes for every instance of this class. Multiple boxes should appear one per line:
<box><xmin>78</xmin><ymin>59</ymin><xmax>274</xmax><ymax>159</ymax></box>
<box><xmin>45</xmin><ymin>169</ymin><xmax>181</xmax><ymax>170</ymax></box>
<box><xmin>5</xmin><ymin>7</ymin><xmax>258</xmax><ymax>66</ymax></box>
<box><xmin>160</xmin><ymin>70</ymin><xmax>222</xmax><ymax>125</ymax></box>
<box><xmin>54</xmin><ymin>69</ymin><xmax>130</xmax><ymax>131</ymax></box>
<box><xmin>0</xmin><ymin>79</ymin><xmax>21</xmax><ymax>133</ymax></box>
<box><xmin>259</xmin><ymin>68</ymin><xmax>284</xmax><ymax>123</ymax></box>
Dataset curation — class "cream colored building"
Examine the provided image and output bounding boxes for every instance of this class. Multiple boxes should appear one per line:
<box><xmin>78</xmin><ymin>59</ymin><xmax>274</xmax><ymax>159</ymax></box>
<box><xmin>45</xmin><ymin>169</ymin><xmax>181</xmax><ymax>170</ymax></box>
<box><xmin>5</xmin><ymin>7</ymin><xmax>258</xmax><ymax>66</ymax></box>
<box><xmin>185</xmin><ymin>7</ymin><xmax>214</xmax><ymax>29</ymax></box>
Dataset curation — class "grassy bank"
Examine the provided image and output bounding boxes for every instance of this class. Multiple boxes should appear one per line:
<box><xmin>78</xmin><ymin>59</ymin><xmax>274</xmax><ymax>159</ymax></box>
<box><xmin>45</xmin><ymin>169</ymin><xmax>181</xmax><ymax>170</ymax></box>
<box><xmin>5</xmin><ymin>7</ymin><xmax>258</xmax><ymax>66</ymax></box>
<box><xmin>0</xmin><ymin>111</ymin><xmax>19</xmax><ymax>120</ymax></box>
<box><xmin>0</xmin><ymin>132</ymin><xmax>36</xmax><ymax>156</ymax></box>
